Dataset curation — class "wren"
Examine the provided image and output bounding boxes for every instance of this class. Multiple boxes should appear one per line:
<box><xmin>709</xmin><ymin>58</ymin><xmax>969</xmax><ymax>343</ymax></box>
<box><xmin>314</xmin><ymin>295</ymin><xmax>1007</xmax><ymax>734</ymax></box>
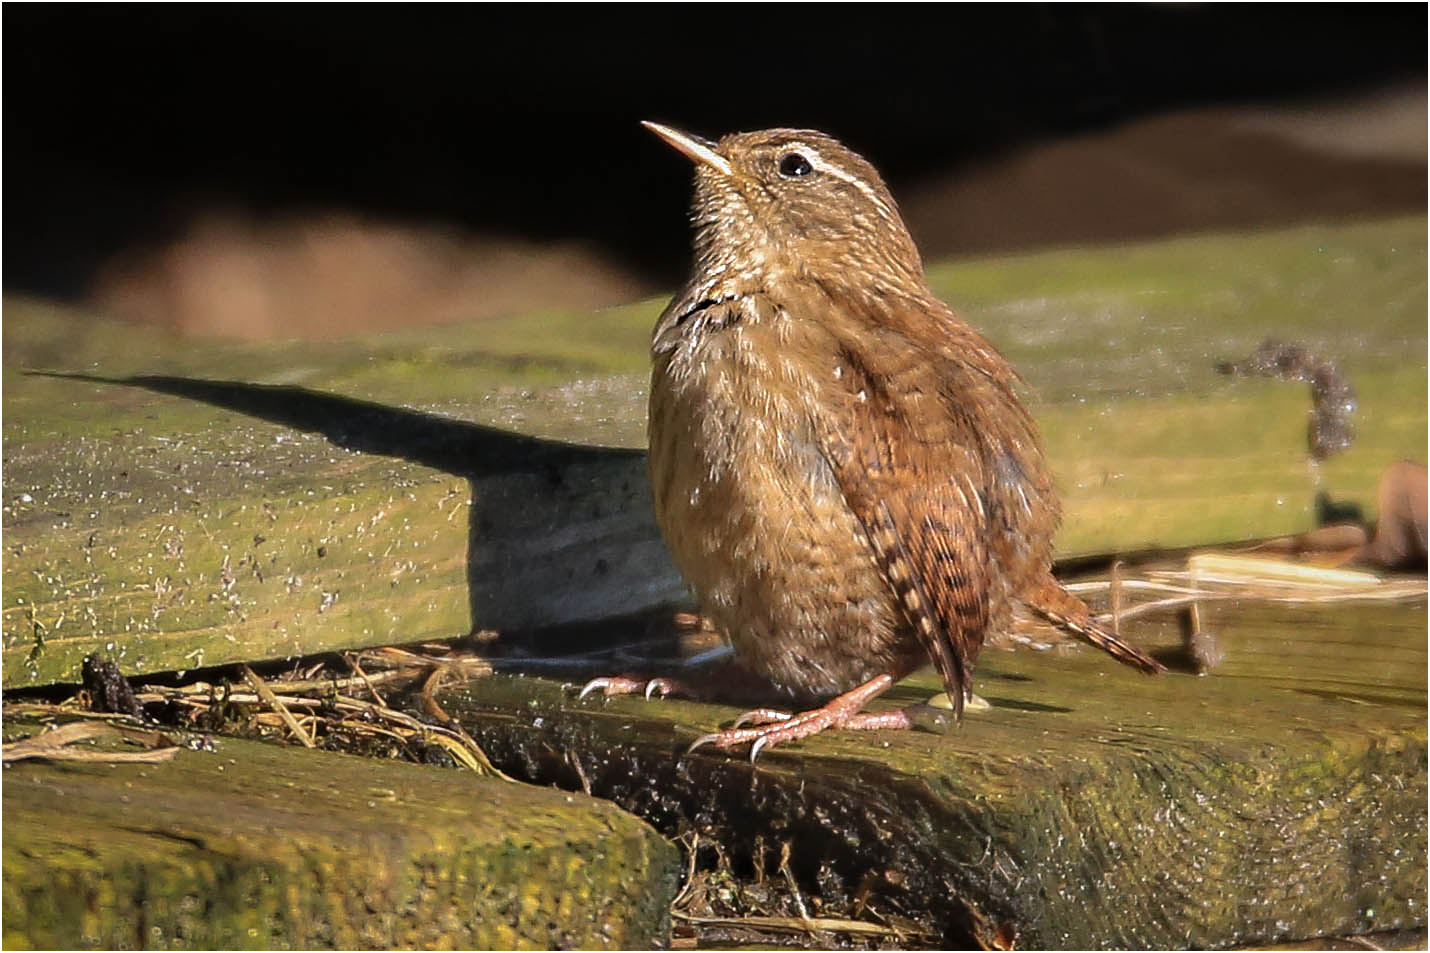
<box><xmin>586</xmin><ymin>123</ymin><xmax>1162</xmax><ymax>757</ymax></box>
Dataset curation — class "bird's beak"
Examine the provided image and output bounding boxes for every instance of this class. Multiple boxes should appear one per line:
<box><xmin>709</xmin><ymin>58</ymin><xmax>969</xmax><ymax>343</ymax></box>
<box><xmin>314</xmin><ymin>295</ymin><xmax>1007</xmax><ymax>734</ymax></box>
<box><xmin>642</xmin><ymin>121</ymin><xmax>733</xmax><ymax>176</ymax></box>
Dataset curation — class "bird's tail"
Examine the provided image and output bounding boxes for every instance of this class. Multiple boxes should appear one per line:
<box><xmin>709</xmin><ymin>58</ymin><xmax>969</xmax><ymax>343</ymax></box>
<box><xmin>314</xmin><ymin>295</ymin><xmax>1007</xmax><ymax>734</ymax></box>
<box><xmin>1026</xmin><ymin>576</ymin><xmax>1165</xmax><ymax>674</ymax></box>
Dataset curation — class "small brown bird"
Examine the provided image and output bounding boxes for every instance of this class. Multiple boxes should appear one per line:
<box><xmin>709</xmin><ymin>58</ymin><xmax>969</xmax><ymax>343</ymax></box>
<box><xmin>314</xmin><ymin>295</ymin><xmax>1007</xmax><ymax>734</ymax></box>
<box><xmin>586</xmin><ymin>123</ymin><xmax>1162</xmax><ymax>756</ymax></box>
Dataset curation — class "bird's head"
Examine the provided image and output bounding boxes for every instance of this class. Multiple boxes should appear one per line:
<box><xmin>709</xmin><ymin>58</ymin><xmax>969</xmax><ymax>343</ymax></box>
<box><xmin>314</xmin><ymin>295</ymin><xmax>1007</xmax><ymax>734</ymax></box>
<box><xmin>644</xmin><ymin>122</ymin><xmax>924</xmax><ymax>293</ymax></box>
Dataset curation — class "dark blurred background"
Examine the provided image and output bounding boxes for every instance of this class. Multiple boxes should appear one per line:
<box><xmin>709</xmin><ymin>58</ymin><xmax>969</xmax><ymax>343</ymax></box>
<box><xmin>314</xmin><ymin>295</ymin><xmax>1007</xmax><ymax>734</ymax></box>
<box><xmin>5</xmin><ymin>4</ymin><xmax>1425</xmax><ymax>338</ymax></box>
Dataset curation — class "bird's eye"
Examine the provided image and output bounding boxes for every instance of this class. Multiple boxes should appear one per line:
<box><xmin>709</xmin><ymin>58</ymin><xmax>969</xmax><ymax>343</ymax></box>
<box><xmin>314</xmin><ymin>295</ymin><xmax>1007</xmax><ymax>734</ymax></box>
<box><xmin>778</xmin><ymin>153</ymin><xmax>813</xmax><ymax>178</ymax></box>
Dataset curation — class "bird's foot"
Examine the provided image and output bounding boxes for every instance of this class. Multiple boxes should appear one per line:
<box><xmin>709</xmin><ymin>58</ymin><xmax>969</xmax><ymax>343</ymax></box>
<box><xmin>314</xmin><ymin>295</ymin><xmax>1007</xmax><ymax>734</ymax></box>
<box><xmin>577</xmin><ymin>676</ymin><xmax>692</xmax><ymax>700</ymax></box>
<box><xmin>688</xmin><ymin>674</ymin><xmax>909</xmax><ymax>761</ymax></box>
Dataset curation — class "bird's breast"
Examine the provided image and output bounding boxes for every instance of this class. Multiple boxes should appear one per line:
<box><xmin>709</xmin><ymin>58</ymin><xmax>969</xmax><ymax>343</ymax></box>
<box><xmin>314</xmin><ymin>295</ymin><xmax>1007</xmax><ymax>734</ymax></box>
<box><xmin>651</xmin><ymin>309</ymin><xmax>828</xmax><ymax>522</ymax></box>
<box><xmin>648</xmin><ymin>309</ymin><xmax>913</xmax><ymax>698</ymax></box>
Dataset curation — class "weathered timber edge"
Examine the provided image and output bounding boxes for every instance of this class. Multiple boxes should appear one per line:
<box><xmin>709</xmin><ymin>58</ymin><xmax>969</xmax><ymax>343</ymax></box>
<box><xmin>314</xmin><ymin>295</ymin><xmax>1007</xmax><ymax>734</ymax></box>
<box><xmin>2</xmin><ymin>729</ymin><xmax>681</xmax><ymax>950</ymax></box>
<box><xmin>3</xmin><ymin>373</ymin><xmax>686</xmax><ymax>689</ymax></box>
<box><xmin>443</xmin><ymin>627</ymin><xmax>1426</xmax><ymax>950</ymax></box>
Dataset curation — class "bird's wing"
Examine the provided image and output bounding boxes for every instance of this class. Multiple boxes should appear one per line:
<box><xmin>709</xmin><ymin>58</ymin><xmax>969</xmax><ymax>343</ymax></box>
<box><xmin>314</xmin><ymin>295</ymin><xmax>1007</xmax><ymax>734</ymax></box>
<box><xmin>814</xmin><ymin>341</ymin><xmax>993</xmax><ymax>718</ymax></box>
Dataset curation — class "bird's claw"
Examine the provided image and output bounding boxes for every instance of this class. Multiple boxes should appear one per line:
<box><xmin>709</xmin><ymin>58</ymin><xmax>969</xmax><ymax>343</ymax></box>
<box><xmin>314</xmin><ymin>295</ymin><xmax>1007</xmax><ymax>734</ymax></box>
<box><xmin>685</xmin><ymin>729</ymin><xmax>778</xmax><ymax>763</ymax></box>
<box><xmin>685</xmin><ymin>732</ymin><xmax>722</xmax><ymax>755</ymax></box>
<box><xmin>578</xmin><ymin>676</ymin><xmax>641</xmax><ymax>699</ymax></box>
<box><xmin>749</xmin><ymin>736</ymin><xmax>772</xmax><ymax>763</ymax></box>
<box><xmin>684</xmin><ymin>707</ymin><xmax>798</xmax><ymax>761</ymax></box>
<box><xmin>645</xmin><ymin>679</ymin><xmax>676</xmax><ymax>699</ymax></box>
<box><xmin>578</xmin><ymin>676</ymin><xmax>680</xmax><ymax>701</ymax></box>
<box><xmin>577</xmin><ymin>678</ymin><xmax>612</xmax><ymax>700</ymax></box>
<box><xmin>683</xmin><ymin>722</ymin><xmax>798</xmax><ymax>762</ymax></box>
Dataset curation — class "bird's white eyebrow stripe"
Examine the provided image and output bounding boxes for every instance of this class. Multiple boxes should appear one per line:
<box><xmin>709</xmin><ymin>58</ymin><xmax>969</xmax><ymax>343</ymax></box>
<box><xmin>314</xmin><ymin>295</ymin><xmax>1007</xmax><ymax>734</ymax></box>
<box><xmin>789</xmin><ymin>143</ymin><xmax>897</xmax><ymax>220</ymax></box>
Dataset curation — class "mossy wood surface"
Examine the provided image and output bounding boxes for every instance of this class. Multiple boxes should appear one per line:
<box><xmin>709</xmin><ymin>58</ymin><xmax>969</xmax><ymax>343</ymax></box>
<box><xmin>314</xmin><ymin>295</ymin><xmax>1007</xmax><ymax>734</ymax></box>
<box><xmin>447</xmin><ymin>597</ymin><xmax>1426</xmax><ymax>949</ymax></box>
<box><xmin>4</xmin><ymin>216</ymin><xmax>1424</xmax><ymax>688</ymax></box>
<box><xmin>2</xmin><ymin>729</ymin><xmax>680</xmax><ymax>950</ymax></box>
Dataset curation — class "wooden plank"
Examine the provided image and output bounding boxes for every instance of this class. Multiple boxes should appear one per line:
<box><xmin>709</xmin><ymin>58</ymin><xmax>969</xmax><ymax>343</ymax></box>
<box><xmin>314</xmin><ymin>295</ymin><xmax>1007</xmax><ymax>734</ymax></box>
<box><xmin>4</xmin><ymin>216</ymin><xmax>1424</xmax><ymax>687</ymax></box>
<box><xmin>2</xmin><ymin>726</ymin><xmax>680</xmax><ymax>950</ymax></box>
<box><xmin>2</xmin><ymin>370</ymin><xmax>684</xmax><ymax>688</ymax></box>
<box><xmin>444</xmin><ymin>594</ymin><xmax>1427</xmax><ymax>949</ymax></box>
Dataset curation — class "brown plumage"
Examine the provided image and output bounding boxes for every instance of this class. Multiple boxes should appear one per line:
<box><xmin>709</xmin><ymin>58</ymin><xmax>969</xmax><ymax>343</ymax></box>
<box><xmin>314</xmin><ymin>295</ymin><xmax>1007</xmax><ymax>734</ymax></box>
<box><xmin>591</xmin><ymin>123</ymin><xmax>1161</xmax><ymax>756</ymax></box>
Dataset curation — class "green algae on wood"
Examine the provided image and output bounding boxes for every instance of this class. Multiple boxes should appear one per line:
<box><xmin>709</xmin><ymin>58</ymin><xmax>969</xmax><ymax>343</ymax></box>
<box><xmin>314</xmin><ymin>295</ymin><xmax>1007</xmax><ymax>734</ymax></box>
<box><xmin>2</xmin><ymin>730</ymin><xmax>680</xmax><ymax>950</ymax></box>
<box><xmin>444</xmin><ymin>597</ymin><xmax>1426</xmax><ymax>949</ymax></box>
<box><xmin>1</xmin><ymin>374</ymin><xmax>685</xmax><ymax>688</ymax></box>
<box><xmin>4</xmin><ymin>217</ymin><xmax>1425</xmax><ymax>688</ymax></box>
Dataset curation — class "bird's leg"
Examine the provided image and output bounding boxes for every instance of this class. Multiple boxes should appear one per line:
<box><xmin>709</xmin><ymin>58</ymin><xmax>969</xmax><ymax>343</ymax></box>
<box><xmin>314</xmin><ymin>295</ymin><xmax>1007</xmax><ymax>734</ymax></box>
<box><xmin>688</xmin><ymin>673</ymin><xmax>913</xmax><ymax>760</ymax></box>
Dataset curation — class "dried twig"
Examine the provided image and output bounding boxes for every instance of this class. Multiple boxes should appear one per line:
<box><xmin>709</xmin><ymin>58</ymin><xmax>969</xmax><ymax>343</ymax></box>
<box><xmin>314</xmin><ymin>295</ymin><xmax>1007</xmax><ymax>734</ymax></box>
<box><xmin>344</xmin><ymin>652</ymin><xmax>387</xmax><ymax>706</ymax></box>
<box><xmin>671</xmin><ymin>833</ymin><xmax>701</xmax><ymax>910</ymax></box>
<box><xmin>2</xmin><ymin>722</ymin><xmax>180</xmax><ymax>764</ymax></box>
<box><xmin>259</xmin><ymin>667</ymin><xmax>419</xmax><ymax>696</ymax></box>
<box><xmin>1147</xmin><ymin>574</ymin><xmax>1425</xmax><ymax>603</ymax></box>
<box><xmin>418</xmin><ymin>666</ymin><xmax>511</xmax><ymax>781</ymax></box>
<box><xmin>778</xmin><ymin>841</ymin><xmax>810</xmax><ymax>922</ymax></box>
<box><xmin>1064</xmin><ymin>578</ymin><xmax>1208</xmax><ymax>597</ymax></box>
<box><xmin>241</xmin><ymin>664</ymin><xmax>315</xmax><ymax>748</ymax></box>
<box><xmin>1187</xmin><ymin>552</ymin><xmax>1384</xmax><ymax>588</ymax></box>
<box><xmin>5</xmin><ymin>703</ymin><xmax>134</xmax><ymax>722</ymax></box>
<box><xmin>671</xmin><ymin>910</ymin><xmax>932</xmax><ymax>940</ymax></box>
<box><xmin>1110</xmin><ymin>559</ymin><xmax>1123</xmax><ymax>636</ymax></box>
<box><xmin>133</xmin><ymin>652</ymin><xmax>510</xmax><ymax>781</ymax></box>
<box><xmin>1096</xmin><ymin>592</ymin><xmax>1233</xmax><ymax>625</ymax></box>
<box><xmin>570</xmin><ymin>749</ymin><xmax>593</xmax><ymax>795</ymax></box>
<box><xmin>1068</xmin><ymin>553</ymin><xmax>1424</xmax><ymax>628</ymax></box>
<box><xmin>420</xmin><ymin>667</ymin><xmax>456</xmax><ymax>723</ymax></box>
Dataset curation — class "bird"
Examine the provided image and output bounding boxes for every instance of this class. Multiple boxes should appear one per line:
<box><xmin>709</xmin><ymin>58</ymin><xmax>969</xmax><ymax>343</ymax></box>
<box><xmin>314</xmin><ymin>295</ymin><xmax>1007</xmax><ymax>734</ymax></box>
<box><xmin>583</xmin><ymin>122</ymin><xmax>1163</xmax><ymax>758</ymax></box>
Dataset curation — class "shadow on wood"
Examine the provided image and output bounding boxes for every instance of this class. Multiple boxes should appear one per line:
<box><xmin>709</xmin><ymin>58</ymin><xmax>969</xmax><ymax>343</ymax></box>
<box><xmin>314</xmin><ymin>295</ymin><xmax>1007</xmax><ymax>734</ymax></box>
<box><xmin>7</xmin><ymin>372</ymin><xmax>684</xmax><ymax>687</ymax></box>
